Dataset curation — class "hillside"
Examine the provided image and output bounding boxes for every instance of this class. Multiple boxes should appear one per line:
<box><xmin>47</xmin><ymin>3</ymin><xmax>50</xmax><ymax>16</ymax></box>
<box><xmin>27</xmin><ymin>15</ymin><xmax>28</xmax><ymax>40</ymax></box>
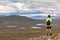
<box><xmin>0</xmin><ymin>16</ymin><xmax>42</xmax><ymax>27</ymax></box>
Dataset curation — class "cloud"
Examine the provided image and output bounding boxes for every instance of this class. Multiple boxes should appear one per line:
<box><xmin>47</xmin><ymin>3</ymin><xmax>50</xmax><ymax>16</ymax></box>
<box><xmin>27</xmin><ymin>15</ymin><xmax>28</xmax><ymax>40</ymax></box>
<box><xmin>22</xmin><ymin>0</ymin><xmax>60</xmax><ymax>3</ymax></box>
<box><xmin>28</xmin><ymin>2</ymin><xmax>60</xmax><ymax>14</ymax></box>
<box><xmin>10</xmin><ymin>0</ymin><xmax>20</xmax><ymax>2</ymax></box>
<box><xmin>0</xmin><ymin>0</ymin><xmax>10</xmax><ymax>3</ymax></box>
<box><xmin>7</xmin><ymin>2</ymin><xmax>32</xmax><ymax>11</ymax></box>
<box><xmin>6</xmin><ymin>2</ymin><xmax>60</xmax><ymax>14</ymax></box>
<box><xmin>0</xmin><ymin>2</ymin><xmax>32</xmax><ymax>13</ymax></box>
<box><xmin>0</xmin><ymin>0</ymin><xmax>60</xmax><ymax>14</ymax></box>
<box><xmin>0</xmin><ymin>0</ymin><xmax>59</xmax><ymax>19</ymax></box>
<box><xmin>0</xmin><ymin>5</ymin><xmax>15</xmax><ymax>13</ymax></box>
<box><xmin>0</xmin><ymin>0</ymin><xmax>9</xmax><ymax>1</ymax></box>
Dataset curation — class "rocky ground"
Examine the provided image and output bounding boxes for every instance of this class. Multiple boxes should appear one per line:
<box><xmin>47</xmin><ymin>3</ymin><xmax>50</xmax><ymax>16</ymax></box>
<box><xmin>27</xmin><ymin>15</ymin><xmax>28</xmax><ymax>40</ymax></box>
<box><xmin>28</xmin><ymin>33</ymin><xmax>60</xmax><ymax>40</ymax></box>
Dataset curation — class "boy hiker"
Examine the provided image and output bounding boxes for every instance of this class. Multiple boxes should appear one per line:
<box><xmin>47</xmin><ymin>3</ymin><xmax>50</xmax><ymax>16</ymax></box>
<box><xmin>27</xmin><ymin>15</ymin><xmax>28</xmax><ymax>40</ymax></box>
<box><xmin>46</xmin><ymin>15</ymin><xmax>52</xmax><ymax>36</ymax></box>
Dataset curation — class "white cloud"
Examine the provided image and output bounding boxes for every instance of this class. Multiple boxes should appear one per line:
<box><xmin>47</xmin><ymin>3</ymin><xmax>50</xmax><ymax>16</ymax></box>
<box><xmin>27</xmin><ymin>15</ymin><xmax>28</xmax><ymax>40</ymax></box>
<box><xmin>0</xmin><ymin>0</ymin><xmax>10</xmax><ymax>3</ymax></box>
<box><xmin>0</xmin><ymin>2</ymin><xmax>32</xmax><ymax>13</ymax></box>
<box><xmin>0</xmin><ymin>0</ymin><xmax>59</xmax><ymax>19</ymax></box>
<box><xmin>0</xmin><ymin>2</ymin><xmax>32</xmax><ymax>14</ymax></box>
<box><xmin>0</xmin><ymin>1</ymin><xmax>60</xmax><ymax>14</ymax></box>
<box><xmin>7</xmin><ymin>2</ymin><xmax>32</xmax><ymax>11</ymax></box>
<box><xmin>24</xmin><ymin>0</ymin><xmax>60</xmax><ymax>3</ymax></box>
<box><xmin>0</xmin><ymin>0</ymin><xmax>9</xmax><ymax>2</ymax></box>
<box><xmin>0</xmin><ymin>5</ymin><xmax>15</xmax><ymax>13</ymax></box>
<box><xmin>28</xmin><ymin>2</ymin><xmax>60</xmax><ymax>14</ymax></box>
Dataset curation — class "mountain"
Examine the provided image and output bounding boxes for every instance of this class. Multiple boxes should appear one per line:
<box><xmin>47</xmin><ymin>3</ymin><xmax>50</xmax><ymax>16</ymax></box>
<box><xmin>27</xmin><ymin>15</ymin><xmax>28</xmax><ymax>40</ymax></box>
<box><xmin>0</xmin><ymin>16</ymin><xmax>42</xmax><ymax>27</ymax></box>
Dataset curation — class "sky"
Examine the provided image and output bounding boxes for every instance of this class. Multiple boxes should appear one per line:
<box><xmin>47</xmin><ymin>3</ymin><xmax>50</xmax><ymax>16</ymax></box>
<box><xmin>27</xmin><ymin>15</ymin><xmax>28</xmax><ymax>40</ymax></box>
<box><xmin>0</xmin><ymin>0</ymin><xmax>60</xmax><ymax>19</ymax></box>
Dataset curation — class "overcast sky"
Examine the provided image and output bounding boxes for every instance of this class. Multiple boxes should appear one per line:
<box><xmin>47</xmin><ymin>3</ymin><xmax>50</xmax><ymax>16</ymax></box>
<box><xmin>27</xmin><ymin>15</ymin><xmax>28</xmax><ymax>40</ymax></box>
<box><xmin>0</xmin><ymin>0</ymin><xmax>60</xmax><ymax>19</ymax></box>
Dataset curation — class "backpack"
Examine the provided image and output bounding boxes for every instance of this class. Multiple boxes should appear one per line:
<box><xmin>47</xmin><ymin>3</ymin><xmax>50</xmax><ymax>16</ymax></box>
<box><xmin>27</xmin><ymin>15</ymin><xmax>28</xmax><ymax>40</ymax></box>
<box><xmin>47</xmin><ymin>20</ymin><xmax>51</xmax><ymax>25</ymax></box>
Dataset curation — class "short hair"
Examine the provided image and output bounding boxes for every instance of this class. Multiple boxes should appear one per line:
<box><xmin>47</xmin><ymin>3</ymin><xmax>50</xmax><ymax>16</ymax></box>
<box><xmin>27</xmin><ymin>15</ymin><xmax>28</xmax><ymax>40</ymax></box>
<box><xmin>48</xmin><ymin>15</ymin><xmax>51</xmax><ymax>18</ymax></box>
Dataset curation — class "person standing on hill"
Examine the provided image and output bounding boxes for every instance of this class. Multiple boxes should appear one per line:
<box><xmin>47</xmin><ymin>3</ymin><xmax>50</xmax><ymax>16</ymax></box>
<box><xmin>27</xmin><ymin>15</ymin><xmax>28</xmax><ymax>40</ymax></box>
<box><xmin>46</xmin><ymin>15</ymin><xmax>52</xmax><ymax>36</ymax></box>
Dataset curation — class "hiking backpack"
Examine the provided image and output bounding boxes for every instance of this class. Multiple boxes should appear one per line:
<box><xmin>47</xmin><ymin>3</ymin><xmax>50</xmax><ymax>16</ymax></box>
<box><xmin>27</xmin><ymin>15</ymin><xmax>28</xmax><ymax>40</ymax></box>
<box><xmin>47</xmin><ymin>20</ymin><xmax>51</xmax><ymax>25</ymax></box>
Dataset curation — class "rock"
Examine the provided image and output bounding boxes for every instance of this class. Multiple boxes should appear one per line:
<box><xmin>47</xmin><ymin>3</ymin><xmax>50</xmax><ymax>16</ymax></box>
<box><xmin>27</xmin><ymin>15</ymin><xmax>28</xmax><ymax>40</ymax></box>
<box><xmin>28</xmin><ymin>33</ymin><xmax>60</xmax><ymax>40</ymax></box>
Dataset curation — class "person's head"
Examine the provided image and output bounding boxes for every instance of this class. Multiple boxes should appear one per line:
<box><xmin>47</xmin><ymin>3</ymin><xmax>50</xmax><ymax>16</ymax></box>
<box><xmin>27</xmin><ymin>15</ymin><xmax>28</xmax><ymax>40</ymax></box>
<box><xmin>48</xmin><ymin>15</ymin><xmax>51</xmax><ymax>18</ymax></box>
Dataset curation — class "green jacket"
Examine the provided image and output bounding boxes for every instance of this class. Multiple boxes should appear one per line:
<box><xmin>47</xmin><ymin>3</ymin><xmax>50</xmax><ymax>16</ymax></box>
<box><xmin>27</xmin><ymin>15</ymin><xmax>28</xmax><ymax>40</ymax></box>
<box><xmin>46</xmin><ymin>18</ymin><xmax>52</xmax><ymax>26</ymax></box>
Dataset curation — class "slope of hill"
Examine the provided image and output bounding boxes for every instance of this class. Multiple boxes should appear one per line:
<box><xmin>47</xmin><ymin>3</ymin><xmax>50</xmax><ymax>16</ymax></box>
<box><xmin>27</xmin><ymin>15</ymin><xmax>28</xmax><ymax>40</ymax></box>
<box><xmin>0</xmin><ymin>16</ymin><xmax>41</xmax><ymax>27</ymax></box>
